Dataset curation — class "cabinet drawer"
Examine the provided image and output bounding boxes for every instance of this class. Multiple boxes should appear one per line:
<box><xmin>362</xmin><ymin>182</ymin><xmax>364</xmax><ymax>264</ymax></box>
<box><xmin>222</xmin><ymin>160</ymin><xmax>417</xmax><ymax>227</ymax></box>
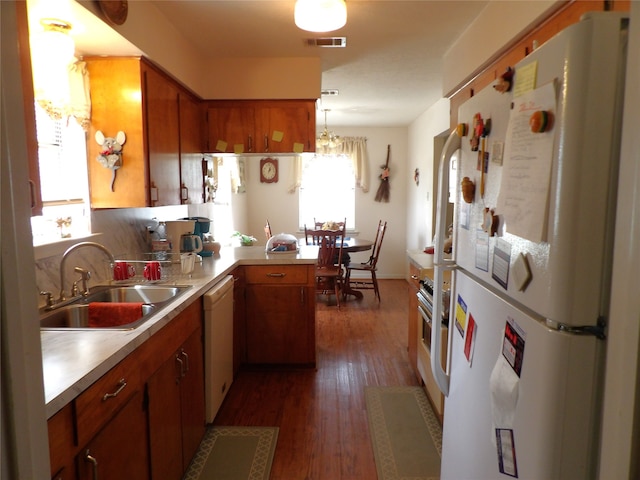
<box><xmin>245</xmin><ymin>265</ymin><xmax>312</xmax><ymax>285</ymax></box>
<box><xmin>75</xmin><ymin>354</ymin><xmax>142</xmax><ymax>447</ymax></box>
<box><xmin>408</xmin><ymin>262</ymin><xmax>421</xmax><ymax>289</ymax></box>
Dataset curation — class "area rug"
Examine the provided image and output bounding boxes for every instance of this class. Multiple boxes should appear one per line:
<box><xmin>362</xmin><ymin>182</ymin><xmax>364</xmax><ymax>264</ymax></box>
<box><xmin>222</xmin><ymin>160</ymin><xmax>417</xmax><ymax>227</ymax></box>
<box><xmin>365</xmin><ymin>386</ymin><xmax>442</xmax><ymax>480</ymax></box>
<box><xmin>182</xmin><ymin>426</ymin><xmax>278</xmax><ymax>480</ymax></box>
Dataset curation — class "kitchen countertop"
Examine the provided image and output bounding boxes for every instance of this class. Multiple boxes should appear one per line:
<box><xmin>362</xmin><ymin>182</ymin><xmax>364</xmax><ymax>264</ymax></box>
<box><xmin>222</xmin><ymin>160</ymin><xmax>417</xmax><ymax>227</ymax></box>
<box><xmin>41</xmin><ymin>245</ymin><xmax>318</xmax><ymax>419</ymax></box>
<box><xmin>407</xmin><ymin>250</ymin><xmax>436</xmax><ymax>280</ymax></box>
<box><xmin>407</xmin><ymin>249</ymin><xmax>452</xmax><ymax>287</ymax></box>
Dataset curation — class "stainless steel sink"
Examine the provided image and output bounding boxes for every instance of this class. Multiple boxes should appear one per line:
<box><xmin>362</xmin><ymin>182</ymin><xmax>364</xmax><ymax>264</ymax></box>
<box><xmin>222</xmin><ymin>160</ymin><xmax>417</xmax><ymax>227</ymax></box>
<box><xmin>84</xmin><ymin>285</ymin><xmax>189</xmax><ymax>304</ymax></box>
<box><xmin>40</xmin><ymin>304</ymin><xmax>156</xmax><ymax>330</ymax></box>
<box><xmin>40</xmin><ymin>285</ymin><xmax>191</xmax><ymax>330</ymax></box>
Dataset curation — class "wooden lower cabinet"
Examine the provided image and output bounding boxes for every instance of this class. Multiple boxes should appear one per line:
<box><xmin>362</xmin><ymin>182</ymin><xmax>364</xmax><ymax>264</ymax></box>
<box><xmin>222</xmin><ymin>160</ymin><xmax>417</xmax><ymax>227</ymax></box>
<box><xmin>47</xmin><ymin>299</ymin><xmax>205</xmax><ymax>479</ymax></box>
<box><xmin>232</xmin><ymin>267</ymin><xmax>246</xmax><ymax>375</ymax></box>
<box><xmin>407</xmin><ymin>262</ymin><xmax>421</xmax><ymax>382</ymax></box>
<box><xmin>148</xmin><ymin>327</ymin><xmax>205</xmax><ymax>480</ymax></box>
<box><xmin>48</xmin><ymin>404</ymin><xmax>75</xmax><ymax>480</ymax></box>
<box><xmin>76</xmin><ymin>390</ymin><xmax>149</xmax><ymax>480</ymax></box>
<box><xmin>243</xmin><ymin>265</ymin><xmax>316</xmax><ymax>366</ymax></box>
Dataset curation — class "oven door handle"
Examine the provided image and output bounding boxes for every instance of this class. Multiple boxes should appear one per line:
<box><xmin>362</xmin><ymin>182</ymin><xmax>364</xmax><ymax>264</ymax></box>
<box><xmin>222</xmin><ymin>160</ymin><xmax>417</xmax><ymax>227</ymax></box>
<box><xmin>417</xmin><ymin>304</ymin><xmax>432</xmax><ymax>325</ymax></box>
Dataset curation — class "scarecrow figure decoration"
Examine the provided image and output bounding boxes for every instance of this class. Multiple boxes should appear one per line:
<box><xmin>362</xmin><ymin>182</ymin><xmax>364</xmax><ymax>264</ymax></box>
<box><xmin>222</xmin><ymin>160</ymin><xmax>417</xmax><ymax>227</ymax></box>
<box><xmin>374</xmin><ymin>144</ymin><xmax>391</xmax><ymax>203</ymax></box>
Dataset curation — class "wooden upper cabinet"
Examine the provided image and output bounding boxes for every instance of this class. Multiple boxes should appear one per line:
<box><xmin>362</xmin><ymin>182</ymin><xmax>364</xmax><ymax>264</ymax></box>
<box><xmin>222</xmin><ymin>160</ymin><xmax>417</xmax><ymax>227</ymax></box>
<box><xmin>143</xmin><ymin>64</ymin><xmax>181</xmax><ymax>206</ymax></box>
<box><xmin>179</xmin><ymin>93</ymin><xmax>205</xmax><ymax>204</ymax></box>
<box><xmin>205</xmin><ymin>100</ymin><xmax>316</xmax><ymax>154</ymax></box>
<box><xmin>15</xmin><ymin>1</ymin><xmax>43</xmax><ymax>215</ymax></box>
<box><xmin>86</xmin><ymin>57</ymin><xmax>204</xmax><ymax>208</ymax></box>
<box><xmin>206</xmin><ymin>103</ymin><xmax>256</xmax><ymax>153</ymax></box>
<box><xmin>86</xmin><ymin>57</ymin><xmax>149</xmax><ymax>208</ymax></box>
<box><xmin>257</xmin><ymin>102</ymin><xmax>315</xmax><ymax>153</ymax></box>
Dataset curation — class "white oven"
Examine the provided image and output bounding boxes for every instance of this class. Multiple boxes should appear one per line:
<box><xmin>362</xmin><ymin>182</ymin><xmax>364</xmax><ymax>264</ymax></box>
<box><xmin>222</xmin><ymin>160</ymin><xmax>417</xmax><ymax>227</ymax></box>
<box><xmin>416</xmin><ymin>277</ymin><xmax>449</xmax><ymax>421</ymax></box>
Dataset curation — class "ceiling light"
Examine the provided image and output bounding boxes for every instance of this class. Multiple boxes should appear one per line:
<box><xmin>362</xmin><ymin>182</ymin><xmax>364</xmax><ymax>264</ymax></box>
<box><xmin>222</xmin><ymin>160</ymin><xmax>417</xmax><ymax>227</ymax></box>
<box><xmin>317</xmin><ymin>109</ymin><xmax>342</xmax><ymax>149</ymax></box>
<box><xmin>295</xmin><ymin>0</ymin><xmax>347</xmax><ymax>33</ymax></box>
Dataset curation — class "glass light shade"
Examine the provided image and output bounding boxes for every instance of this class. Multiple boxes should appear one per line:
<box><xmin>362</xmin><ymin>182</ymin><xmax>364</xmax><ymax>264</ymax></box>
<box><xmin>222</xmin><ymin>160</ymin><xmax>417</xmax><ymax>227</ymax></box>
<box><xmin>295</xmin><ymin>0</ymin><xmax>347</xmax><ymax>33</ymax></box>
<box><xmin>31</xmin><ymin>21</ymin><xmax>76</xmax><ymax>68</ymax></box>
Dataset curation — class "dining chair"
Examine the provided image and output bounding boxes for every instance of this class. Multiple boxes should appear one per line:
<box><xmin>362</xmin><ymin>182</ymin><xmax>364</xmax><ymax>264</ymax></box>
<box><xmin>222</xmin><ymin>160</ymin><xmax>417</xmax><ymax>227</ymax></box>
<box><xmin>312</xmin><ymin>229</ymin><xmax>345</xmax><ymax>308</ymax></box>
<box><xmin>304</xmin><ymin>224</ymin><xmax>321</xmax><ymax>245</ymax></box>
<box><xmin>344</xmin><ymin>220</ymin><xmax>387</xmax><ymax>302</ymax></box>
<box><xmin>264</xmin><ymin>219</ymin><xmax>272</xmax><ymax>241</ymax></box>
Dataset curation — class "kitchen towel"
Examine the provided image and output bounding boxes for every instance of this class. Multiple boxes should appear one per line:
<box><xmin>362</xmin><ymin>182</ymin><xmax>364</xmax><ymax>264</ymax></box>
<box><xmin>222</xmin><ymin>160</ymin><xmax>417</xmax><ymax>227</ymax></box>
<box><xmin>88</xmin><ymin>302</ymin><xmax>144</xmax><ymax>328</ymax></box>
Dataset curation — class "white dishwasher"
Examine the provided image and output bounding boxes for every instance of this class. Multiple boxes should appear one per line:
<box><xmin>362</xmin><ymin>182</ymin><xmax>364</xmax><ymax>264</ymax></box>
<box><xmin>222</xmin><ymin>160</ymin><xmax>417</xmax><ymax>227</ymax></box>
<box><xmin>203</xmin><ymin>275</ymin><xmax>234</xmax><ymax>423</ymax></box>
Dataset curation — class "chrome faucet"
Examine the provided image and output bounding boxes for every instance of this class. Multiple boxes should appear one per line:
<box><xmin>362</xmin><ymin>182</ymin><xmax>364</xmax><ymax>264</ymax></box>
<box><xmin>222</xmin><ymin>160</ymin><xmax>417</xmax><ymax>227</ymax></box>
<box><xmin>59</xmin><ymin>242</ymin><xmax>115</xmax><ymax>302</ymax></box>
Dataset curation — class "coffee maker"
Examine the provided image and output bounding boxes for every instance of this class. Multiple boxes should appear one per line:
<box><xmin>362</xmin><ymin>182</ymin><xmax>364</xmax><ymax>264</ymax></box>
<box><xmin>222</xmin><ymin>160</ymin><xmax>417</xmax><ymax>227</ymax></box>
<box><xmin>164</xmin><ymin>219</ymin><xmax>196</xmax><ymax>257</ymax></box>
<box><xmin>181</xmin><ymin>217</ymin><xmax>212</xmax><ymax>257</ymax></box>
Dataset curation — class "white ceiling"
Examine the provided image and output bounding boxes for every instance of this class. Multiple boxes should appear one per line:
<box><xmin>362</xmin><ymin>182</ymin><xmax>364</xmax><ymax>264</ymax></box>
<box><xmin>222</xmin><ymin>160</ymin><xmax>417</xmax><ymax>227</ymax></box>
<box><xmin>33</xmin><ymin>0</ymin><xmax>490</xmax><ymax>127</ymax></box>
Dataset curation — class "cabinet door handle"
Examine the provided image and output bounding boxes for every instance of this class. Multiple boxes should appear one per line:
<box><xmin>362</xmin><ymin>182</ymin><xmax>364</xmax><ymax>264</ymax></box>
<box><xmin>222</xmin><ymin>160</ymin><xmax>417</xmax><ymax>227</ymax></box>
<box><xmin>266</xmin><ymin>273</ymin><xmax>286</xmax><ymax>278</ymax></box>
<box><xmin>180</xmin><ymin>183</ymin><xmax>188</xmax><ymax>203</ymax></box>
<box><xmin>150</xmin><ymin>182</ymin><xmax>159</xmax><ymax>206</ymax></box>
<box><xmin>300</xmin><ymin>287</ymin><xmax>304</xmax><ymax>304</ymax></box>
<box><xmin>29</xmin><ymin>179</ymin><xmax>36</xmax><ymax>208</ymax></box>
<box><xmin>248</xmin><ymin>135</ymin><xmax>253</xmax><ymax>152</ymax></box>
<box><xmin>84</xmin><ymin>449</ymin><xmax>99</xmax><ymax>480</ymax></box>
<box><xmin>181</xmin><ymin>350</ymin><xmax>190</xmax><ymax>375</ymax></box>
<box><xmin>175</xmin><ymin>354</ymin><xmax>184</xmax><ymax>382</ymax></box>
<box><xmin>102</xmin><ymin>378</ymin><xmax>126</xmax><ymax>401</ymax></box>
<box><xmin>264</xmin><ymin>134</ymin><xmax>269</xmax><ymax>152</ymax></box>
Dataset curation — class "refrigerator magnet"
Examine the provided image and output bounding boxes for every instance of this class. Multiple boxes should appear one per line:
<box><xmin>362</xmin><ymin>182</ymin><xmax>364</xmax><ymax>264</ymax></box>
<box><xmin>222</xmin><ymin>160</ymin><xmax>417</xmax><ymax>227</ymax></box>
<box><xmin>464</xmin><ymin>314</ymin><xmax>477</xmax><ymax>365</ymax></box>
<box><xmin>496</xmin><ymin>428</ymin><xmax>518</xmax><ymax>478</ymax></box>
<box><xmin>455</xmin><ymin>294</ymin><xmax>468</xmax><ymax>337</ymax></box>
<box><xmin>512</xmin><ymin>253</ymin><xmax>532</xmax><ymax>291</ymax></box>
<box><xmin>492</xmin><ymin>239</ymin><xmax>511</xmax><ymax>289</ymax></box>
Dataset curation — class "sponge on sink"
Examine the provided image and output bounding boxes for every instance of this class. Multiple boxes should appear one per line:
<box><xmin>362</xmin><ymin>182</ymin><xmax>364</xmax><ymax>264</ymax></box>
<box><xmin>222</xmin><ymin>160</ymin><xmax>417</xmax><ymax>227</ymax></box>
<box><xmin>88</xmin><ymin>302</ymin><xmax>144</xmax><ymax>328</ymax></box>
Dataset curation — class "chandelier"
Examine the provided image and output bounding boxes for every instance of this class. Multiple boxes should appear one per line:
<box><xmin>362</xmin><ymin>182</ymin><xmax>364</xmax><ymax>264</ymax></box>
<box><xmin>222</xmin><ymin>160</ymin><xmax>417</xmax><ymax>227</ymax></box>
<box><xmin>294</xmin><ymin>0</ymin><xmax>347</xmax><ymax>33</ymax></box>
<box><xmin>317</xmin><ymin>109</ymin><xmax>342</xmax><ymax>149</ymax></box>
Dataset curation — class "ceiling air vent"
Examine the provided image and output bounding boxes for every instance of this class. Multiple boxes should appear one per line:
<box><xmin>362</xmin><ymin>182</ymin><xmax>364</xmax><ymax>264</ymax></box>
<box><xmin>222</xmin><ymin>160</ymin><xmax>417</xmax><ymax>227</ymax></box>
<box><xmin>306</xmin><ymin>37</ymin><xmax>347</xmax><ymax>48</ymax></box>
<box><xmin>321</xmin><ymin>89</ymin><xmax>339</xmax><ymax>96</ymax></box>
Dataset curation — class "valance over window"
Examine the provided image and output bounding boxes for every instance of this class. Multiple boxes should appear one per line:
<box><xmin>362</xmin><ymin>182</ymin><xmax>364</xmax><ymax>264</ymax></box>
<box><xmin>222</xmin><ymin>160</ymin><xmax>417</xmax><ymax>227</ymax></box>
<box><xmin>289</xmin><ymin>136</ymin><xmax>369</xmax><ymax>193</ymax></box>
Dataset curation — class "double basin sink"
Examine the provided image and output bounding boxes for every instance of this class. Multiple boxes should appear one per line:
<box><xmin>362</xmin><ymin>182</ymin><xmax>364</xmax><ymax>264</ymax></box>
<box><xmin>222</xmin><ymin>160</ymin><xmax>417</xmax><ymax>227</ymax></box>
<box><xmin>40</xmin><ymin>285</ymin><xmax>191</xmax><ymax>331</ymax></box>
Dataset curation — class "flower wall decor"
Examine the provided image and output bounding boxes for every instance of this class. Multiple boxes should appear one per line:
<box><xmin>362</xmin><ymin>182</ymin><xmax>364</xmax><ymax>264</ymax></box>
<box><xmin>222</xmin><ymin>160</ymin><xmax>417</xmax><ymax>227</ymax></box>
<box><xmin>95</xmin><ymin>130</ymin><xmax>126</xmax><ymax>191</ymax></box>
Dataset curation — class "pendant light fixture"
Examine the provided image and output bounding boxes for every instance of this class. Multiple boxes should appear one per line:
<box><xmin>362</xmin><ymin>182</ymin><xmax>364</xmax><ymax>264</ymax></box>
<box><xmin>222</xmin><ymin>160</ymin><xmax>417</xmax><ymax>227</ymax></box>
<box><xmin>317</xmin><ymin>109</ymin><xmax>342</xmax><ymax>149</ymax></box>
<box><xmin>295</xmin><ymin>0</ymin><xmax>347</xmax><ymax>33</ymax></box>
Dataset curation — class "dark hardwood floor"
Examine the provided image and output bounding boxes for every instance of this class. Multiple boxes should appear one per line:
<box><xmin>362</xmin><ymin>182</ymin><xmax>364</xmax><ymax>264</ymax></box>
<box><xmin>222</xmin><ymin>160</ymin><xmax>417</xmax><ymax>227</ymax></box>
<box><xmin>212</xmin><ymin>279</ymin><xmax>421</xmax><ymax>480</ymax></box>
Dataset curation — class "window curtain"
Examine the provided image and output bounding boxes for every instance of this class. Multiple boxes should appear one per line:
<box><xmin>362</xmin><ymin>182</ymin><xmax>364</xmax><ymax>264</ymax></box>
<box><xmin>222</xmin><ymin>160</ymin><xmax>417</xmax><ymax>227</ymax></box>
<box><xmin>33</xmin><ymin>59</ymin><xmax>91</xmax><ymax>130</ymax></box>
<box><xmin>288</xmin><ymin>136</ymin><xmax>369</xmax><ymax>193</ymax></box>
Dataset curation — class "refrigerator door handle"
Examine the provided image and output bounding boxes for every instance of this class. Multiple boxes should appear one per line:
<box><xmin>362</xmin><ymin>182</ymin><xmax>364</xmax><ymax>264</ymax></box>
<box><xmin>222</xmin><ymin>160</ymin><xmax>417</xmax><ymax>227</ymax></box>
<box><xmin>431</xmin><ymin>129</ymin><xmax>461</xmax><ymax>397</ymax></box>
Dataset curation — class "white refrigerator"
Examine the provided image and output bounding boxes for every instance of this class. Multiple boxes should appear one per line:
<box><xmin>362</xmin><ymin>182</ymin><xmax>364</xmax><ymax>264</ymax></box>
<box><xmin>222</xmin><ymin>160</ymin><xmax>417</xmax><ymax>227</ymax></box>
<box><xmin>431</xmin><ymin>12</ymin><xmax>629</xmax><ymax>480</ymax></box>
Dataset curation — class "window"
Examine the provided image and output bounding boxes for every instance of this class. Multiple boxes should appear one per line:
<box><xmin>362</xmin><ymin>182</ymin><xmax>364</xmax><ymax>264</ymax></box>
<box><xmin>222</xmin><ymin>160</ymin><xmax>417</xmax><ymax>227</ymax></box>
<box><xmin>209</xmin><ymin>156</ymin><xmax>241</xmax><ymax>246</ymax></box>
<box><xmin>30</xmin><ymin>103</ymin><xmax>90</xmax><ymax>244</ymax></box>
<box><xmin>298</xmin><ymin>154</ymin><xmax>355</xmax><ymax>230</ymax></box>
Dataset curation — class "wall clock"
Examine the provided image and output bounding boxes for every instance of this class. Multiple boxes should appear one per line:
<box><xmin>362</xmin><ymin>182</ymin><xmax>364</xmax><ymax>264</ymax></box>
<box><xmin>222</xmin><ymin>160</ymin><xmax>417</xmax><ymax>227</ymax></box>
<box><xmin>260</xmin><ymin>157</ymin><xmax>279</xmax><ymax>183</ymax></box>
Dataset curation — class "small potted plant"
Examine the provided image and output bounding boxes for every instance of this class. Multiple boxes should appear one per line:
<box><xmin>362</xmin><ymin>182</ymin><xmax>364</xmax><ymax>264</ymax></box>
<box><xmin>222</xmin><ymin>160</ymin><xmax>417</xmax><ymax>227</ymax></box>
<box><xmin>232</xmin><ymin>231</ymin><xmax>257</xmax><ymax>247</ymax></box>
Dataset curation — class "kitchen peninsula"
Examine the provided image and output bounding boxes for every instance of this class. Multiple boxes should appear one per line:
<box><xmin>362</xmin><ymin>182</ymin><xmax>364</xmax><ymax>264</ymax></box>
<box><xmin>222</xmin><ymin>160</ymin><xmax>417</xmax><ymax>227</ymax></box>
<box><xmin>42</xmin><ymin>244</ymin><xmax>318</xmax><ymax>416</ymax></box>
<box><xmin>43</xmin><ymin>245</ymin><xmax>317</xmax><ymax>479</ymax></box>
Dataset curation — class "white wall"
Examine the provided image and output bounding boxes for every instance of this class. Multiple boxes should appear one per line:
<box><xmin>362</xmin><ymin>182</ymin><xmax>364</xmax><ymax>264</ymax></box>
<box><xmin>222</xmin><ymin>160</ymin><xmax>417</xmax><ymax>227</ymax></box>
<box><xmin>240</xmin><ymin>126</ymin><xmax>409</xmax><ymax>279</ymax></box>
<box><xmin>406</xmin><ymin>98</ymin><xmax>450</xmax><ymax>256</ymax></box>
<box><xmin>442</xmin><ymin>1</ymin><xmax>559</xmax><ymax>95</ymax></box>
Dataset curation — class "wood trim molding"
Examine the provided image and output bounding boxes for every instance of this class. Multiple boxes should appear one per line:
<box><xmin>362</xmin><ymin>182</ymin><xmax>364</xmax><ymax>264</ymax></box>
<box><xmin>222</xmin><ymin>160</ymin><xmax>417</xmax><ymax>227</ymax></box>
<box><xmin>448</xmin><ymin>0</ymin><xmax>630</xmax><ymax>129</ymax></box>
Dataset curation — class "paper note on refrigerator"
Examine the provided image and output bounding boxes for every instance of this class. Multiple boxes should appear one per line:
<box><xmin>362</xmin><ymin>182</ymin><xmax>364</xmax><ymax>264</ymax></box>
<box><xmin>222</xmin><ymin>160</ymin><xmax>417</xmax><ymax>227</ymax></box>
<box><xmin>497</xmin><ymin>81</ymin><xmax>556</xmax><ymax>242</ymax></box>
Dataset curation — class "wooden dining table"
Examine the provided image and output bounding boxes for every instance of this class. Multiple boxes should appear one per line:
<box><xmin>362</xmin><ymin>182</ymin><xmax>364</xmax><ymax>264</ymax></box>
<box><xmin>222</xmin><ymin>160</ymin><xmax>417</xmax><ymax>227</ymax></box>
<box><xmin>301</xmin><ymin>235</ymin><xmax>374</xmax><ymax>300</ymax></box>
<box><xmin>341</xmin><ymin>238</ymin><xmax>373</xmax><ymax>299</ymax></box>
<box><xmin>341</xmin><ymin>237</ymin><xmax>374</xmax><ymax>253</ymax></box>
